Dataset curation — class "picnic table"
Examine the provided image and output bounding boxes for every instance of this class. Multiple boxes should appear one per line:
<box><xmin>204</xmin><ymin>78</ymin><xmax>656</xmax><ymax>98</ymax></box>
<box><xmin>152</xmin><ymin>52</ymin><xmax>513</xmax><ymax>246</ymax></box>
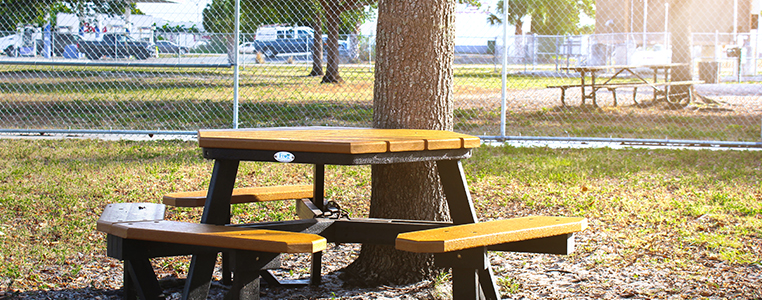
<box><xmin>98</xmin><ymin>127</ymin><xmax>587</xmax><ymax>300</ymax></box>
<box><xmin>550</xmin><ymin>64</ymin><xmax>702</xmax><ymax>107</ymax></box>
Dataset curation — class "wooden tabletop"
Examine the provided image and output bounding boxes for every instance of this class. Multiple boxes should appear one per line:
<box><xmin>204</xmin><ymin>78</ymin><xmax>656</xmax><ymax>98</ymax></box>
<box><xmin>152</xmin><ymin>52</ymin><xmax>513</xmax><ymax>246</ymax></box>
<box><xmin>198</xmin><ymin>127</ymin><xmax>481</xmax><ymax>154</ymax></box>
<box><xmin>561</xmin><ymin>63</ymin><xmax>687</xmax><ymax>72</ymax></box>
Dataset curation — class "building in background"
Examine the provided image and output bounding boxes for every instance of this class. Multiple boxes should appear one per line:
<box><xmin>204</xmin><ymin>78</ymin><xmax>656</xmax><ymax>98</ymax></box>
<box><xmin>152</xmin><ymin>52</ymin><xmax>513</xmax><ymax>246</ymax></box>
<box><xmin>596</xmin><ymin>0</ymin><xmax>755</xmax><ymax>39</ymax></box>
<box><xmin>593</xmin><ymin>0</ymin><xmax>760</xmax><ymax>67</ymax></box>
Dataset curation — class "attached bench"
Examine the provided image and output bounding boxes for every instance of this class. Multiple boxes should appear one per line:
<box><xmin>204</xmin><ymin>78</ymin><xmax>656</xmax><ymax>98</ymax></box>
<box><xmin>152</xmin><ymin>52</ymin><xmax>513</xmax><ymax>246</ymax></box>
<box><xmin>547</xmin><ymin>83</ymin><xmax>636</xmax><ymax>106</ymax></box>
<box><xmin>597</xmin><ymin>80</ymin><xmax>704</xmax><ymax>106</ymax></box>
<box><xmin>98</xmin><ymin>202</ymin><xmax>326</xmax><ymax>300</ymax></box>
<box><xmin>396</xmin><ymin>216</ymin><xmax>587</xmax><ymax>300</ymax></box>
<box><xmin>163</xmin><ymin>184</ymin><xmax>319</xmax><ymax>286</ymax></box>
<box><xmin>548</xmin><ymin>81</ymin><xmax>703</xmax><ymax>107</ymax></box>
<box><xmin>546</xmin><ymin>84</ymin><xmax>594</xmax><ymax>107</ymax></box>
<box><xmin>163</xmin><ymin>185</ymin><xmax>314</xmax><ymax>207</ymax></box>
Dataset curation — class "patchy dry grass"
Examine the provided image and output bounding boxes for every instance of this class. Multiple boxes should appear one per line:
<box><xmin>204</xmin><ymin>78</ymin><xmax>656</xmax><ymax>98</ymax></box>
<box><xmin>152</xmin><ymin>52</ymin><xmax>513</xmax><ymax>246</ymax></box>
<box><xmin>0</xmin><ymin>139</ymin><xmax>760</xmax><ymax>297</ymax></box>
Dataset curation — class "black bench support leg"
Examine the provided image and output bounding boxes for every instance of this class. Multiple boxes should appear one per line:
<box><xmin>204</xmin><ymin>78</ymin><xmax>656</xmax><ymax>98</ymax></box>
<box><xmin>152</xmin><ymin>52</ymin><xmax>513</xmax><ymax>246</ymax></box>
<box><xmin>452</xmin><ymin>267</ymin><xmax>481</xmax><ymax>300</ymax></box>
<box><xmin>123</xmin><ymin>261</ymin><xmax>136</xmax><ymax>300</ymax></box>
<box><xmin>310</xmin><ymin>251</ymin><xmax>322</xmax><ymax>285</ymax></box>
<box><xmin>124</xmin><ymin>258</ymin><xmax>162</xmax><ymax>300</ymax></box>
<box><xmin>479</xmin><ymin>266</ymin><xmax>500</xmax><ymax>300</ymax></box>
<box><xmin>225</xmin><ymin>251</ymin><xmax>278</xmax><ymax>300</ymax></box>
<box><xmin>222</xmin><ymin>252</ymin><xmax>232</xmax><ymax>285</ymax></box>
<box><xmin>609</xmin><ymin>88</ymin><xmax>618</xmax><ymax>106</ymax></box>
<box><xmin>436</xmin><ymin>247</ymin><xmax>499</xmax><ymax>300</ymax></box>
<box><xmin>183</xmin><ymin>252</ymin><xmax>218</xmax><ymax>300</ymax></box>
<box><xmin>632</xmin><ymin>87</ymin><xmax>639</xmax><ymax>105</ymax></box>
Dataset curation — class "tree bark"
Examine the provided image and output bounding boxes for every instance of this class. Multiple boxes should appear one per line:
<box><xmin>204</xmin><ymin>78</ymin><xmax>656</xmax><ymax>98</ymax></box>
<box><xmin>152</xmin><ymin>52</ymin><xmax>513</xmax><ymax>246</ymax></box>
<box><xmin>321</xmin><ymin>0</ymin><xmax>344</xmax><ymax>83</ymax></box>
<box><xmin>309</xmin><ymin>11</ymin><xmax>324</xmax><ymax>77</ymax></box>
<box><xmin>669</xmin><ymin>0</ymin><xmax>693</xmax><ymax>106</ymax></box>
<box><xmin>339</xmin><ymin>0</ymin><xmax>456</xmax><ymax>286</ymax></box>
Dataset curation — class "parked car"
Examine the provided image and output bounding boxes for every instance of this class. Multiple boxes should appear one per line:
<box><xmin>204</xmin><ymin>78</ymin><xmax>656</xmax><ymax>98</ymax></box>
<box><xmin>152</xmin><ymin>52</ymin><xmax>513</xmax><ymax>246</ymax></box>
<box><xmin>78</xmin><ymin>33</ymin><xmax>155</xmax><ymax>60</ymax></box>
<box><xmin>249</xmin><ymin>25</ymin><xmax>313</xmax><ymax>58</ymax></box>
<box><xmin>241</xmin><ymin>25</ymin><xmax>351</xmax><ymax>60</ymax></box>
<box><xmin>35</xmin><ymin>33</ymin><xmax>81</xmax><ymax>57</ymax></box>
<box><xmin>239</xmin><ymin>42</ymin><xmax>257</xmax><ymax>54</ymax></box>
<box><xmin>0</xmin><ymin>34</ymin><xmax>19</xmax><ymax>56</ymax></box>
<box><xmin>321</xmin><ymin>35</ymin><xmax>350</xmax><ymax>59</ymax></box>
<box><xmin>155</xmin><ymin>40</ymin><xmax>188</xmax><ymax>55</ymax></box>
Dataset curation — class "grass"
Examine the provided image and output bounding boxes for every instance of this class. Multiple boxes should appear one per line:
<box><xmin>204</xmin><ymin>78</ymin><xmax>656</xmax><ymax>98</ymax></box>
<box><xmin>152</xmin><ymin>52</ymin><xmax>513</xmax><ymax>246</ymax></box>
<box><xmin>0</xmin><ymin>138</ymin><xmax>760</xmax><ymax>296</ymax></box>
<box><xmin>2</xmin><ymin>64</ymin><xmax>758</xmax><ymax>142</ymax></box>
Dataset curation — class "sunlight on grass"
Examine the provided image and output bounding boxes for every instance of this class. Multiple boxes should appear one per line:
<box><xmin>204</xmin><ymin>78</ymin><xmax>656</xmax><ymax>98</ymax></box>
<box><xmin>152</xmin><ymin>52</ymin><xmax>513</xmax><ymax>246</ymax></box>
<box><xmin>0</xmin><ymin>139</ymin><xmax>760</xmax><ymax>292</ymax></box>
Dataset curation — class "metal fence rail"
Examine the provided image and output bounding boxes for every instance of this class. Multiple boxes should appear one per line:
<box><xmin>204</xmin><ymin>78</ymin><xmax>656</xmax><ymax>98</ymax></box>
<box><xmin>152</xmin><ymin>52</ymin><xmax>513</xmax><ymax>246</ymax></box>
<box><xmin>0</xmin><ymin>1</ymin><xmax>760</xmax><ymax>147</ymax></box>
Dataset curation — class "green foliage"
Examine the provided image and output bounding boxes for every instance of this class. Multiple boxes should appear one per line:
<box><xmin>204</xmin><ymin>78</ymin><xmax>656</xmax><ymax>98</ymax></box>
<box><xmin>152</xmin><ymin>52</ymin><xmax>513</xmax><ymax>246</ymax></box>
<box><xmin>0</xmin><ymin>0</ymin><xmax>143</xmax><ymax>32</ymax></box>
<box><xmin>487</xmin><ymin>0</ymin><xmax>595</xmax><ymax>35</ymax></box>
<box><xmin>203</xmin><ymin>0</ymin><xmax>368</xmax><ymax>34</ymax></box>
<box><xmin>154</xmin><ymin>23</ymin><xmax>200</xmax><ymax>33</ymax></box>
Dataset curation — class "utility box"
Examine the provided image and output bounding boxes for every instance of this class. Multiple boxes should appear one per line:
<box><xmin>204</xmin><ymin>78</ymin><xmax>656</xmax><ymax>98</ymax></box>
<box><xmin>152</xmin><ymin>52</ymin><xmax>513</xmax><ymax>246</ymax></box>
<box><xmin>698</xmin><ymin>61</ymin><xmax>720</xmax><ymax>84</ymax></box>
<box><xmin>487</xmin><ymin>40</ymin><xmax>495</xmax><ymax>54</ymax></box>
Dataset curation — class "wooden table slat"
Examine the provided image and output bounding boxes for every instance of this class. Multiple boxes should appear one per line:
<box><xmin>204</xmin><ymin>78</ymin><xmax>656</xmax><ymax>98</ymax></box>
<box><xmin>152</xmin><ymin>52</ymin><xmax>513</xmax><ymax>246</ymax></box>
<box><xmin>198</xmin><ymin>128</ymin><xmax>480</xmax><ymax>154</ymax></box>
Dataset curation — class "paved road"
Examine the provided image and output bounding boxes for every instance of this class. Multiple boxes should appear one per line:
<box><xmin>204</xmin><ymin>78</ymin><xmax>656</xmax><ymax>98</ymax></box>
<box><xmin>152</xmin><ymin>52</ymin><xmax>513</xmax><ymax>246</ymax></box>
<box><xmin>695</xmin><ymin>82</ymin><xmax>762</xmax><ymax>96</ymax></box>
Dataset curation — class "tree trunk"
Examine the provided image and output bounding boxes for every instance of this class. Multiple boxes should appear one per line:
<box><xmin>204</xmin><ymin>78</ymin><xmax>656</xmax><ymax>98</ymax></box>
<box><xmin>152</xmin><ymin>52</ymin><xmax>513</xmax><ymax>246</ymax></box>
<box><xmin>321</xmin><ymin>0</ymin><xmax>344</xmax><ymax>83</ymax></box>
<box><xmin>669</xmin><ymin>0</ymin><xmax>693</xmax><ymax>106</ymax></box>
<box><xmin>226</xmin><ymin>33</ymin><xmax>236</xmax><ymax>65</ymax></box>
<box><xmin>339</xmin><ymin>0</ymin><xmax>456</xmax><ymax>287</ymax></box>
<box><xmin>309</xmin><ymin>11</ymin><xmax>324</xmax><ymax>77</ymax></box>
<box><xmin>321</xmin><ymin>0</ymin><xmax>343</xmax><ymax>83</ymax></box>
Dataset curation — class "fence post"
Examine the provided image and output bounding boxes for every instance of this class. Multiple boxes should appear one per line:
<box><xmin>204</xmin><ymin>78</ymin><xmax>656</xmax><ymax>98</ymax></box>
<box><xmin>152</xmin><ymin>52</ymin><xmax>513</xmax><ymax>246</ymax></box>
<box><xmin>500</xmin><ymin>0</ymin><xmax>509</xmax><ymax>140</ymax></box>
<box><xmin>532</xmin><ymin>33</ymin><xmax>537</xmax><ymax>69</ymax></box>
<box><xmin>555</xmin><ymin>35</ymin><xmax>560</xmax><ymax>72</ymax></box>
<box><xmin>232</xmin><ymin>0</ymin><xmax>241</xmax><ymax>129</ymax></box>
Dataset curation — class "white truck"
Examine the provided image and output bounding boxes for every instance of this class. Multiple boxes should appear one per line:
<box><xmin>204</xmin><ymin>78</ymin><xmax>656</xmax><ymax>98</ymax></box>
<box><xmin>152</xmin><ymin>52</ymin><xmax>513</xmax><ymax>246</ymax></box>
<box><xmin>245</xmin><ymin>25</ymin><xmax>348</xmax><ymax>59</ymax></box>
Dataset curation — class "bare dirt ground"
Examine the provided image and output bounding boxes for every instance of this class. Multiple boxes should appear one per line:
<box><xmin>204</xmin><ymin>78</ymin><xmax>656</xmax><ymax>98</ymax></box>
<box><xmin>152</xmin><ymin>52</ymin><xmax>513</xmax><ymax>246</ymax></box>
<box><xmin>454</xmin><ymin>83</ymin><xmax>762</xmax><ymax>114</ymax></box>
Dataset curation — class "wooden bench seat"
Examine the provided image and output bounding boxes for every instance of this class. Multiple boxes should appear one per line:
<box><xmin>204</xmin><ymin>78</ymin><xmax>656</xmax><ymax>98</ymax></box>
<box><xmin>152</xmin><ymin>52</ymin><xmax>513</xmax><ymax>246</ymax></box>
<box><xmin>597</xmin><ymin>80</ymin><xmax>703</xmax><ymax>106</ymax></box>
<box><xmin>548</xmin><ymin>81</ymin><xmax>703</xmax><ymax>107</ymax></box>
<box><xmin>99</xmin><ymin>220</ymin><xmax>326</xmax><ymax>254</ymax></box>
<box><xmin>162</xmin><ymin>184</ymin><xmax>317</xmax><ymax>287</ymax></box>
<box><xmin>98</xmin><ymin>202</ymin><xmax>326</xmax><ymax>300</ymax></box>
<box><xmin>395</xmin><ymin>216</ymin><xmax>587</xmax><ymax>300</ymax></box>
<box><xmin>396</xmin><ymin>216</ymin><xmax>587</xmax><ymax>253</ymax></box>
<box><xmin>596</xmin><ymin>80</ymin><xmax>703</xmax><ymax>89</ymax></box>
<box><xmin>162</xmin><ymin>185</ymin><xmax>314</xmax><ymax>207</ymax></box>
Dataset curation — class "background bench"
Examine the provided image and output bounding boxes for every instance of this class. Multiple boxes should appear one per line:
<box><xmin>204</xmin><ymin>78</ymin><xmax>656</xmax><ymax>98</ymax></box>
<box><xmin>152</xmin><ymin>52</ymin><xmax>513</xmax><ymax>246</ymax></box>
<box><xmin>396</xmin><ymin>216</ymin><xmax>587</xmax><ymax>300</ymax></box>
<box><xmin>597</xmin><ymin>80</ymin><xmax>703</xmax><ymax>106</ymax></box>
<box><xmin>548</xmin><ymin>81</ymin><xmax>703</xmax><ymax>107</ymax></box>
<box><xmin>98</xmin><ymin>202</ymin><xmax>326</xmax><ymax>300</ymax></box>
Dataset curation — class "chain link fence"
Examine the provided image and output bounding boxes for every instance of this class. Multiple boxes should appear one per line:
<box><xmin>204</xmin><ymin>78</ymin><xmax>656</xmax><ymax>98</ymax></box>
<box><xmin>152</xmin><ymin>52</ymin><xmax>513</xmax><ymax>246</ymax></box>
<box><xmin>1</xmin><ymin>0</ymin><xmax>760</xmax><ymax>146</ymax></box>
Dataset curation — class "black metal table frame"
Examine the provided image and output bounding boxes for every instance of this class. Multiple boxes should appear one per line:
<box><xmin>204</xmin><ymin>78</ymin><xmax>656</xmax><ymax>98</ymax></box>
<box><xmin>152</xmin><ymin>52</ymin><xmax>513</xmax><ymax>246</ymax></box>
<box><xmin>174</xmin><ymin>147</ymin><xmax>573</xmax><ymax>299</ymax></box>
<box><xmin>172</xmin><ymin>146</ymin><xmax>509</xmax><ymax>299</ymax></box>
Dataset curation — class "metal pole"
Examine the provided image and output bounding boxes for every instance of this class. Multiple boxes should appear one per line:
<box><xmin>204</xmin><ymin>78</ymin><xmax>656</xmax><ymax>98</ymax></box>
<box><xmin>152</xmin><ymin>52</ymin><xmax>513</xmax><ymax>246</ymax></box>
<box><xmin>664</xmin><ymin>3</ymin><xmax>669</xmax><ymax>47</ymax></box>
<box><xmin>233</xmin><ymin>0</ymin><xmax>241</xmax><ymax>129</ymax></box>
<box><xmin>755</xmin><ymin>17</ymin><xmax>760</xmax><ymax>75</ymax></box>
<box><xmin>500</xmin><ymin>0</ymin><xmax>509</xmax><ymax>140</ymax></box>
<box><xmin>368</xmin><ymin>34</ymin><xmax>376</xmax><ymax>71</ymax></box>
<box><xmin>643</xmin><ymin>0</ymin><xmax>648</xmax><ymax>48</ymax></box>
<box><xmin>733</xmin><ymin>0</ymin><xmax>739</xmax><ymax>43</ymax></box>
